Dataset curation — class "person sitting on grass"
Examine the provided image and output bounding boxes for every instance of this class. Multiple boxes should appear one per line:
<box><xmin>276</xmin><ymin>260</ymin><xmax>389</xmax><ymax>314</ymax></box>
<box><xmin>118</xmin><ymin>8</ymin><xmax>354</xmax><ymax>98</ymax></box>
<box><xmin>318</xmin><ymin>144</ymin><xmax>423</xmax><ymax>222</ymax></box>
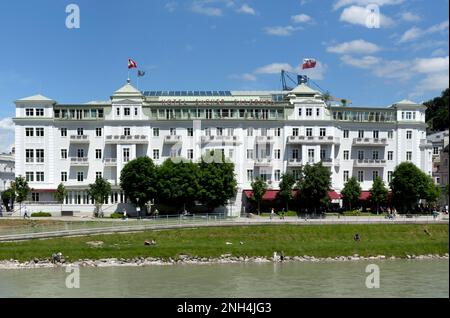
<box><xmin>354</xmin><ymin>233</ymin><xmax>361</xmax><ymax>241</ymax></box>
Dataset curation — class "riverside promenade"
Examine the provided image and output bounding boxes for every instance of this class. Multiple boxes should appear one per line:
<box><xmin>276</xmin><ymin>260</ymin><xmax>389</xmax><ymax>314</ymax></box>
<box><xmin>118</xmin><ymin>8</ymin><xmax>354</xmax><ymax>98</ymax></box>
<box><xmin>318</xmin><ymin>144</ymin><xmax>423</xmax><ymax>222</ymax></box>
<box><xmin>0</xmin><ymin>214</ymin><xmax>448</xmax><ymax>242</ymax></box>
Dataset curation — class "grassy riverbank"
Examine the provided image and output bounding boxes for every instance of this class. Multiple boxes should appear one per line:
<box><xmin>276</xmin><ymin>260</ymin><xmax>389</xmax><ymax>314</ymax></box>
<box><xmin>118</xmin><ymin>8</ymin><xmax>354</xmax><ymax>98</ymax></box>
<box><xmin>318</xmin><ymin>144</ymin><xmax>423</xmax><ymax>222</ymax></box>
<box><xmin>0</xmin><ymin>224</ymin><xmax>448</xmax><ymax>261</ymax></box>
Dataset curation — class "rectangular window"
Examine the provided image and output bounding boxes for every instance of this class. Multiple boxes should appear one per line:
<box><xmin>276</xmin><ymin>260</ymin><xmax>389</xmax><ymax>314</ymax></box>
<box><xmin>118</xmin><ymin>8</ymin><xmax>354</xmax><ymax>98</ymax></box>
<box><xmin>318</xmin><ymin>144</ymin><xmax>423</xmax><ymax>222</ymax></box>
<box><xmin>116</xmin><ymin>108</ymin><xmax>120</xmax><ymax>116</ymax></box>
<box><xmin>319</xmin><ymin>128</ymin><xmax>326</xmax><ymax>137</ymax></box>
<box><xmin>433</xmin><ymin>147</ymin><xmax>439</xmax><ymax>155</ymax></box>
<box><xmin>406</xmin><ymin>151</ymin><xmax>412</xmax><ymax>161</ymax></box>
<box><xmin>275</xmin><ymin>128</ymin><xmax>281</xmax><ymax>137</ymax></box>
<box><xmin>306</xmin><ymin>108</ymin><xmax>312</xmax><ymax>116</ymax></box>
<box><xmin>187</xmin><ymin>149</ymin><xmax>194</xmax><ymax>160</ymax></box>
<box><xmin>343</xmin><ymin>130</ymin><xmax>349</xmax><ymax>138</ymax></box>
<box><xmin>316</xmin><ymin>108</ymin><xmax>320</xmax><ymax>116</ymax></box>
<box><xmin>247</xmin><ymin>127</ymin><xmax>253</xmax><ymax>137</ymax></box>
<box><xmin>124</xmin><ymin>128</ymin><xmax>131</xmax><ymax>136</ymax></box>
<box><xmin>358</xmin><ymin>171</ymin><xmax>364</xmax><ymax>182</ymax></box>
<box><xmin>187</xmin><ymin>128</ymin><xmax>193</xmax><ymax>136</ymax></box>
<box><xmin>298</xmin><ymin>108</ymin><xmax>302</xmax><ymax>117</ymax></box>
<box><xmin>388</xmin><ymin>131</ymin><xmax>393</xmax><ymax>139</ymax></box>
<box><xmin>31</xmin><ymin>193</ymin><xmax>39</xmax><ymax>202</ymax></box>
<box><xmin>35</xmin><ymin>109</ymin><xmax>44</xmax><ymax>116</ymax></box>
<box><xmin>247</xmin><ymin>169</ymin><xmax>254</xmax><ymax>181</ymax></box>
<box><xmin>25</xmin><ymin>128</ymin><xmax>34</xmax><ymax>137</ymax></box>
<box><xmin>344</xmin><ymin>150</ymin><xmax>349</xmax><ymax>160</ymax></box>
<box><xmin>61</xmin><ymin>128</ymin><xmax>67</xmax><ymax>137</ymax></box>
<box><xmin>358</xmin><ymin>130</ymin><xmax>364</xmax><ymax>138</ymax></box>
<box><xmin>372</xmin><ymin>170</ymin><xmax>379</xmax><ymax>181</ymax></box>
<box><xmin>372</xmin><ymin>151</ymin><xmax>379</xmax><ymax>160</ymax></box>
<box><xmin>61</xmin><ymin>172</ymin><xmax>67</xmax><ymax>182</ymax></box>
<box><xmin>25</xmin><ymin>108</ymin><xmax>34</xmax><ymax>116</ymax></box>
<box><xmin>373</xmin><ymin>130</ymin><xmax>379</xmax><ymax>139</ymax></box>
<box><xmin>292</xmin><ymin>149</ymin><xmax>299</xmax><ymax>159</ymax></box>
<box><xmin>77</xmin><ymin>149</ymin><xmax>84</xmax><ymax>158</ymax></box>
<box><xmin>261</xmin><ymin>128</ymin><xmax>268</xmax><ymax>137</ymax></box>
<box><xmin>320</xmin><ymin>149</ymin><xmax>326</xmax><ymax>160</ymax></box>
<box><xmin>388</xmin><ymin>151</ymin><xmax>393</xmax><ymax>160</ymax></box>
<box><xmin>228</xmin><ymin>149</ymin><xmax>234</xmax><ymax>159</ymax></box>
<box><xmin>274</xmin><ymin>149</ymin><xmax>281</xmax><ymax>159</ymax></box>
<box><xmin>61</xmin><ymin>149</ymin><xmax>67</xmax><ymax>159</ymax></box>
<box><xmin>206</xmin><ymin>109</ymin><xmax>212</xmax><ymax>119</ymax></box>
<box><xmin>134</xmin><ymin>107</ymin><xmax>138</xmax><ymax>116</ymax></box>
<box><xmin>293</xmin><ymin>170</ymin><xmax>301</xmax><ymax>181</ymax></box>
<box><xmin>123</xmin><ymin>148</ymin><xmax>130</xmax><ymax>162</ymax></box>
<box><xmin>308</xmin><ymin>149</ymin><xmax>315</xmax><ymax>163</ymax></box>
<box><xmin>35</xmin><ymin>149</ymin><xmax>44</xmax><ymax>163</ymax></box>
<box><xmin>306</xmin><ymin>128</ymin><xmax>313</xmax><ymax>137</ymax></box>
<box><xmin>170</xmin><ymin>128</ymin><xmax>177</xmax><ymax>136</ymax></box>
<box><xmin>247</xmin><ymin>149</ymin><xmax>254</xmax><ymax>159</ymax></box>
<box><xmin>95</xmin><ymin>149</ymin><xmax>102</xmax><ymax>159</ymax></box>
<box><xmin>36</xmin><ymin>128</ymin><xmax>44</xmax><ymax>137</ymax></box>
<box><xmin>36</xmin><ymin>172</ymin><xmax>44</xmax><ymax>182</ymax></box>
<box><xmin>216</xmin><ymin>127</ymin><xmax>223</xmax><ymax>136</ymax></box>
<box><xmin>77</xmin><ymin>128</ymin><xmax>84</xmax><ymax>136</ymax></box>
<box><xmin>26</xmin><ymin>172</ymin><xmax>34</xmax><ymax>182</ymax></box>
<box><xmin>77</xmin><ymin>171</ymin><xmax>84</xmax><ymax>182</ymax></box>
<box><xmin>124</xmin><ymin>108</ymin><xmax>130</xmax><ymax>116</ymax></box>
<box><xmin>388</xmin><ymin>171</ymin><xmax>393</xmax><ymax>182</ymax></box>
<box><xmin>95</xmin><ymin>128</ymin><xmax>102</xmax><ymax>137</ymax></box>
<box><xmin>274</xmin><ymin>170</ymin><xmax>281</xmax><ymax>182</ymax></box>
<box><xmin>153</xmin><ymin>149</ymin><xmax>160</xmax><ymax>160</ymax></box>
<box><xmin>292</xmin><ymin>128</ymin><xmax>299</xmax><ymax>136</ymax></box>
<box><xmin>343</xmin><ymin>171</ymin><xmax>349</xmax><ymax>182</ymax></box>
<box><xmin>96</xmin><ymin>172</ymin><xmax>102</xmax><ymax>179</ymax></box>
<box><xmin>406</xmin><ymin>130</ymin><xmax>412</xmax><ymax>139</ymax></box>
<box><xmin>25</xmin><ymin>149</ymin><xmax>34</xmax><ymax>163</ymax></box>
<box><xmin>358</xmin><ymin>151</ymin><xmax>364</xmax><ymax>160</ymax></box>
<box><xmin>153</xmin><ymin>128</ymin><xmax>159</xmax><ymax>137</ymax></box>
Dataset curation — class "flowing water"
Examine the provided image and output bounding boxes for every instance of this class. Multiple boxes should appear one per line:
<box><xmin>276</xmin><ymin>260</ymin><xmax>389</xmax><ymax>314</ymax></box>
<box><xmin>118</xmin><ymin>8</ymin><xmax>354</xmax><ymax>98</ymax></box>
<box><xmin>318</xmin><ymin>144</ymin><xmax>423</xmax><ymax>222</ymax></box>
<box><xmin>0</xmin><ymin>260</ymin><xmax>448</xmax><ymax>298</ymax></box>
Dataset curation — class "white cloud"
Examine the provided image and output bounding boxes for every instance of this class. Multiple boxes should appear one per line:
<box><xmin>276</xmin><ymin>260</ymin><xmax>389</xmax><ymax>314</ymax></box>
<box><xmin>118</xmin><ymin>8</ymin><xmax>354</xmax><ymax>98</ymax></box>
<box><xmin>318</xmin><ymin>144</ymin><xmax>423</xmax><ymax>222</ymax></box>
<box><xmin>165</xmin><ymin>1</ymin><xmax>177</xmax><ymax>12</ymax></box>
<box><xmin>291</xmin><ymin>14</ymin><xmax>312</xmax><ymax>23</ymax></box>
<box><xmin>255</xmin><ymin>63</ymin><xmax>296</xmax><ymax>74</ymax></box>
<box><xmin>333</xmin><ymin>0</ymin><xmax>404</xmax><ymax>10</ymax></box>
<box><xmin>340</xmin><ymin>5</ymin><xmax>394</xmax><ymax>28</ymax></box>
<box><xmin>229</xmin><ymin>73</ymin><xmax>257</xmax><ymax>81</ymax></box>
<box><xmin>254</xmin><ymin>61</ymin><xmax>327</xmax><ymax>80</ymax></box>
<box><xmin>399</xmin><ymin>20</ymin><xmax>449</xmax><ymax>43</ymax></box>
<box><xmin>340</xmin><ymin>55</ymin><xmax>381</xmax><ymax>68</ymax></box>
<box><xmin>327</xmin><ymin>39</ymin><xmax>381</xmax><ymax>55</ymax></box>
<box><xmin>237</xmin><ymin>4</ymin><xmax>255</xmax><ymax>15</ymax></box>
<box><xmin>413</xmin><ymin>56</ymin><xmax>449</xmax><ymax>74</ymax></box>
<box><xmin>431</xmin><ymin>48</ymin><xmax>448</xmax><ymax>57</ymax></box>
<box><xmin>400</xmin><ymin>12</ymin><xmax>421</xmax><ymax>22</ymax></box>
<box><xmin>263</xmin><ymin>26</ymin><xmax>301</xmax><ymax>36</ymax></box>
<box><xmin>191</xmin><ymin>2</ymin><xmax>223</xmax><ymax>16</ymax></box>
<box><xmin>0</xmin><ymin>118</ymin><xmax>14</xmax><ymax>131</ymax></box>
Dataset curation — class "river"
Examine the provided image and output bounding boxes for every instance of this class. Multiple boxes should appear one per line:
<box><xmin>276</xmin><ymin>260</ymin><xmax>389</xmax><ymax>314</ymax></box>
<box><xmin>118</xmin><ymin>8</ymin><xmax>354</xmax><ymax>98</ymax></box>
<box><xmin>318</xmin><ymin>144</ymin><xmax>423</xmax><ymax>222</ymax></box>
<box><xmin>0</xmin><ymin>259</ymin><xmax>447</xmax><ymax>298</ymax></box>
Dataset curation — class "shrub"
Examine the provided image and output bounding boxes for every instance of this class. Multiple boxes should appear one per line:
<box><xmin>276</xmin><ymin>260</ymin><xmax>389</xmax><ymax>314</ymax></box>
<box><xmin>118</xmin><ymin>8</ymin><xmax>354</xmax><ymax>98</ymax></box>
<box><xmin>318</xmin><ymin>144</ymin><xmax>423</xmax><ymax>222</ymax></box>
<box><xmin>342</xmin><ymin>210</ymin><xmax>362</xmax><ymax>216</ymax></box>
<box><xmin>110</xmin><ymin>212</ymin><xmax>123</xmax><ymax>219</ymax></box>
<box><xmin>31</xmin><ymin>212</ymin><xmax>52</xmax><ymax>217</ymax></box>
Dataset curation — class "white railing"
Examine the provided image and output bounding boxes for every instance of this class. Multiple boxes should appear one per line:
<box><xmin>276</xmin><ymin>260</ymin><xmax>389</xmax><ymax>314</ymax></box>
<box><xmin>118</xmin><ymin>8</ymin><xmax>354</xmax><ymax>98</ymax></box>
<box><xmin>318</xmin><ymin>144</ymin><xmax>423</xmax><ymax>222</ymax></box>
<box><xmin>254</xmin><ymin>158</ymin><xmax>272</xmax><ymax>166</ymax></box>
<box><xmin>164</xmin><ymin>135</ymin><xmax>182</xmax><ymax>143</ymax></box>
<box><xmin>70</xmin><ymin>135</ymin><xmax>89</xmax><ymax>142</ymax></box>
<box><xmin>353</xmin><ymin>138</ymin><xmax>387</xmax><ymax>146</ymax></box>
<box><xmin>255</xmin><ymin>136</ymin><xmax>275</xmax><ymax>143</ymax></box>
<box><xmin>105</xmin><ymin>135</ymin><xmax>148</xmax><ymax>144</ymax></box>
<box><xmin>288</xmin><ymin>136</ymin><xmax>340</xmax><ymax>144</ymax></box>
<box><xmin>103</xmin><ymin>158</ymin><xmax>117</xmax><ymax>165</ymax></box>
<box><xmin>70</xmin><ymin>157</ymin><xmax>89</xmax><ymax>165</ymax></box>
<box><xmin>354</xmin><ymin>159</ymin><xmax>387</xmax><ymax>166</ymax></box>
<box><xmin>287</xmin><ymin>158</ymin><xmax>302</xmax><ymax>166</ymax></box>
<box><xmin>201</xmin><ymin>135</ymin><xmax>239</xmax><ymax>143</ymax></box>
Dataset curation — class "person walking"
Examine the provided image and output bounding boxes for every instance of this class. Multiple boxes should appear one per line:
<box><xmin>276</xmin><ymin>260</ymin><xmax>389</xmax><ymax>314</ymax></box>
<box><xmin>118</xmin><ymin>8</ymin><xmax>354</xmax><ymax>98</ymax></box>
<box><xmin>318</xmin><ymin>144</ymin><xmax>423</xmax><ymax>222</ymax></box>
<box><xmin>270</xmin><ymin>208</ymin><xmax>275</xmax><ymax>220</ymax></box>
<box><xmin>23</xmin><ymin>206</ymin><xmax>30</xmax><ymax>219</ymax></box>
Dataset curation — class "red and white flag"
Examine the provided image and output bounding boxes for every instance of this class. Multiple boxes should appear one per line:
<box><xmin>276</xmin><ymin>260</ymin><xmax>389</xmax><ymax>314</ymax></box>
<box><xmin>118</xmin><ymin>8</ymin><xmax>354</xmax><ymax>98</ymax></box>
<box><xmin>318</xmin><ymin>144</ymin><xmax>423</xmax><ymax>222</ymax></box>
<box><xmin>128</xmin><ymin>58</ymin><xmax>137</xmax><ymax>69</ymax></box>
<box><xmin>302</xmin><ymin>58</ymin><xmax>316</xmax><ymax>69</ymax></box>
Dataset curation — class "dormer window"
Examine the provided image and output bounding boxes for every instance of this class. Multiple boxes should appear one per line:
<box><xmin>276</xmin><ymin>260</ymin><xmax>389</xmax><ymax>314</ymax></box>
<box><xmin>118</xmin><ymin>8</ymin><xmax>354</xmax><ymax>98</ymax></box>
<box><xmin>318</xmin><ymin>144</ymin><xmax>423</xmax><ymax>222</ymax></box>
<box><xmin>124</xmin><ymin>108</ymin><xmax>130</xmax><ymax>116</ymax></box>
<box><xmin>25</xmin><ymin>108</ymin><xmax>34</xmax><ymax>116</ymax></box>
<box><xmin>116</xmin><ymin>108</ymin><xmax>120</xmax><ymax>116</ymax></box>
<box><xmin>306</xmin><ymin>108</ymin><xmax>312</xmax><ymax>117</ymax></box>
<box><xmin>36</xmin><ymin>109</ymin><xmax>44</xmax><ymax>116</ymax></box>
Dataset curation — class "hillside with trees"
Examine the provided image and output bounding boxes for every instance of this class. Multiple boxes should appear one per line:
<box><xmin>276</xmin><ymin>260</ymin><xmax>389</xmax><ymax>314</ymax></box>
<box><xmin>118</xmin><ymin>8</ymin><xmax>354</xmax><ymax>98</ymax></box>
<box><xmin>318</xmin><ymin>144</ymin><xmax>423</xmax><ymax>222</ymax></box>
<box><xmin>425</xmin><ymin>88</ymin><xmax>449</xmax><ymax>132</ymax></box>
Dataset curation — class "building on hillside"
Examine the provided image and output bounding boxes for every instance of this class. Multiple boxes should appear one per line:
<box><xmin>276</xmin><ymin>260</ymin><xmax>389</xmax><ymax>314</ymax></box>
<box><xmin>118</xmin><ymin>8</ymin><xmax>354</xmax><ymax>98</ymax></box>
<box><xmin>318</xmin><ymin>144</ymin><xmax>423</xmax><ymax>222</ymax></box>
<box><xmin>427</xmin><ymin>130</ymin><xmax>449</xmax><ymax>186</ymax></box>
<box><xmin>13</xmin><ymin>80</ymin><xmax>433</xmax><ymax>216</ymax></box>
<box><xmin>0</xmin><ymin>149</ymin><xmax>15</xmax><ymax>193</ymax></box>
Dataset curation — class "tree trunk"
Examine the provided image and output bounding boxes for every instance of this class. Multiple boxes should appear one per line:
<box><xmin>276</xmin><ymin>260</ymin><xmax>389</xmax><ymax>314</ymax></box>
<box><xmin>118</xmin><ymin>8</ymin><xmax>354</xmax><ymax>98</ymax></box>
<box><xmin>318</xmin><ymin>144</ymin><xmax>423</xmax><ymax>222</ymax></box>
<box><xmin>258</xmin><ymin>200</ymin><xmax>261</xmax><ymax>215</ymax></box>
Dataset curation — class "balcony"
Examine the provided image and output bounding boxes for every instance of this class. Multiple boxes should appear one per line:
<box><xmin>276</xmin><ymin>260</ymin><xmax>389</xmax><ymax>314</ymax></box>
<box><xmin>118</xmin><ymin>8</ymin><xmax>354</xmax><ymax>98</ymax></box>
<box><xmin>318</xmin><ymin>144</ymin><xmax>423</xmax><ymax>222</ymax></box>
<box><xmin>287</xmin><ymin>158</ymin><xmax>302</xmax><ymax>167</ymax></box>
<box><xmin>70</xmin><ymin>157</ymin><xmax>89</xmax><ymax>166</ymax></box>
<box><xmin>70</xmin><ymin>135</ymin><xmax>89</xmax><ymax>143</ymax></box>
<box><xmin>352</xmin><ymin>138</ymin><xmax>387</xmax><ymax>147</ymax></box>
<box><xmin>321</xmin><ymin>158</ymin><xmax>333</xmax><ymax>167</ymax></box>
<box><xmin>354</xmin><ymin>159</ymin><xmax>387</xmax><ymax>167</ymax></box>
<box><xmin>201</xmin><ymin>135</ymin><xmax>240</xmax><ymax>144</ymax></box>
<box><xmin>255</xmin><ymin>136</ymin><xmax>275</xmax><ymax>144</ymax></box>
<box><xmin>164</xmin><ymin>135</ymin><xmax>182</xmax><ymax>144</ymax></box>
<box><xmin>103</xmin><ymin>158</ymin><xmax>117</xmax><ymax>166</ymax></box>
<box><xmin>105</xmin><ymin>135</ymin><xmax>148</xmax><ymax>144</ymax></box>
<box><xmin>254</xmin><ymin>158</ymin><xmax>273</xmax><ymax>167</ymax></box>
<box><xmin>287</xmin><ymin>136</ymin><xmax>340</xmax><ymax>145</ymax></box>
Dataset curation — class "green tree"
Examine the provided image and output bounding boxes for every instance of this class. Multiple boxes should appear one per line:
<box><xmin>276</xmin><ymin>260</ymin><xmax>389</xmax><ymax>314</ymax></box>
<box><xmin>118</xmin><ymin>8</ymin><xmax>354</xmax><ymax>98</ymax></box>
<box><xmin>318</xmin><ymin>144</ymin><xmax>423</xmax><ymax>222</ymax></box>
<box><xmin>341</xmin><ymin>177</ymin><xmax>361</xmax><ymax>211</ymax></box>
<box><xmin>120</xmin><ymin>156</ymin><xmax>158</xmax><ymax>211</ymax></box>
<box><xmin>424</xmin><ymin>179</ymin><xmax>441</xmax><ymax>209</ymax></box>
<box><xmin>424</xmin><ymin>88</ymin><xmax>449</xmax><ymax>131</ymax></box>
<box><xmin>13</xmin><ymin>176</ymin><xmax>31</xmax><ymax>216</ymax></box>
<box><xmin>198</xmin><ymin>151</ymin><xmax>237</xmax><ymax>210</ymax></box>
<box><xmin>251</xmin><ymin>177</ymin><xmax>267</xmax><ymax>215</ymax></box>
<box><xmin>370</xmin><ymin>176</ymin><xmax>388</xmax><ymax>214</ymax></box>
<box><xmin>87</xmin><ymin>177</ymin><xmax>112</xmax><ymax>217</ymax></box>
<box><xmin>1</xmin><ymin>187</ymin><xmax>15</xmax><ymax>212</ymax></box>
<box><xmin>297</xmin><ymin>163</ymin><xmax>331</xmax><ymax>214</ymax></box>
<box><xmin>156</xmin><ymin>158</ymin><xmax>200</xmax><ymax>212</ymax></box>
<box><xmin>390</xmin><ymin>162</ymin><xmax>435</xmax><ymax>214</ymax></box>
<box><xmin>341</xmin><ymin>99</ymin><xmax>348</xmax><ymax>107</ymax></box>
<box><xmin>54</xmin><ymin>183</ymin><xmax>68</xmax><ymax>215</ymax></box>
<box><xmin>277</xmin><ymin>173</ymin><xmax>296</xmax><ymax>212</ymax></box>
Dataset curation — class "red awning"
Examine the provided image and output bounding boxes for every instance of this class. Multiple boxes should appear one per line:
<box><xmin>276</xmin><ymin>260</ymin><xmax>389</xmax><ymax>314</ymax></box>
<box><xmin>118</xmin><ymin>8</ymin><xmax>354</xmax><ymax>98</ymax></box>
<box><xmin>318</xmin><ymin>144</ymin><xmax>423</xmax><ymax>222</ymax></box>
<box><xmin>244</xmin><ymin>190</ymin><xmax>342</xmax><ymax>201</ymax></box>
<box><xmin>359</xmin><ymin>191</ymin><xmax>371</xmax><ymax>200</ymax></box>
<box><xmin>32</xmin><ymin>189</ymin><xmax>56</xmax><ymax>193</ymax></box>
<box><xmin>328</xmin><ymin>190</ymin><xmax>341</xmax><ymax>200</ymax></box>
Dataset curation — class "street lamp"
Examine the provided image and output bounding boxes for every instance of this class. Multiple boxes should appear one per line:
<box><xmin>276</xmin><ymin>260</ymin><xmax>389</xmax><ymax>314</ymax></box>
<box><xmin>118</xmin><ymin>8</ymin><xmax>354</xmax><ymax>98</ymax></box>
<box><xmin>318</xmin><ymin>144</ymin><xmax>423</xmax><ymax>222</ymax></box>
<box><xmin>136</xmin><ymin>197</ymin><xmax>140</xmax><ymax>219</ymax></box>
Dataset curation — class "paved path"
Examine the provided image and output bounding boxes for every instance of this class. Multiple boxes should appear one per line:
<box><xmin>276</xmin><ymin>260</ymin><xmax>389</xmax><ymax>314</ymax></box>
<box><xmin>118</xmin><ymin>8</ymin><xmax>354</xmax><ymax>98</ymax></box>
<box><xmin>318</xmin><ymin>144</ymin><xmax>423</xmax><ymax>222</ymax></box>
<box><xmin>0</xmin><ymin>216</ymin><xmax>447</xmax><ymax>242</ymax></box>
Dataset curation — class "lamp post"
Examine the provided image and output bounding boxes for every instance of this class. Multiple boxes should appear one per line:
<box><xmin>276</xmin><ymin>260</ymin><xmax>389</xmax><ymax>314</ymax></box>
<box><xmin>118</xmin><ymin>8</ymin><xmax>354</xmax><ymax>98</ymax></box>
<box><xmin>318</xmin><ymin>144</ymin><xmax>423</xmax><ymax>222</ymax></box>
<box><xmin>136</xmin><ymin>197</ymin><xmax>140</xmax><ymax>219</ymax></box>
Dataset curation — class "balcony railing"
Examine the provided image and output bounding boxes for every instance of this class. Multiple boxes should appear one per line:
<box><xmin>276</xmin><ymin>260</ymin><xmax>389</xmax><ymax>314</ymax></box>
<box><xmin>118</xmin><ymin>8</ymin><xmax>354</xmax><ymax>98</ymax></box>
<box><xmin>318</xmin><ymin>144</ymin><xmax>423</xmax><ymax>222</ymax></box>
<box><xmin>105</xmin><ymin>135</ymin><xmax>148</xmax><ymax>144</ymax></box>
<box><xmin>201</xmin><ymin>135</ymin><xmax>240</xmax><ymax>144</ymax></box>
<box><xmin>287</xmin><ymin>136</ymin><xmax>340</xmax><ymax>144</ymax></box>
<box><xmin>164</xmin><ymin>135</ymin><xmax>182</xmax><ymax>144</ymax></box>
<box><xmin>354</xmin><ymin>159</ymin><xmax>387</xmax><ymax>166</ymax></box>
<box><xmin>103</xmin><ymin>158</ymin><xmax>117</xmax><ymax>166</ymax></box>
<box><xmin>70</xmin><ymin>135</ymin><xmax>89</xmax><ymax>143</ymax></box>
<box><xmin>352</xmin><ymin>138</ymin><xmax>388</xmax><ymax>146</ymax></box>
<box><xmin>254</xmin><ymin>158</ymin><xmax>272</xmax><ymax>166</ymax></box>
<box><xmin>70</xmin><ymin>157</ymin><xmax>89</xmax><ymax>165</ymax></box>
<box><xmin>255</xmin><ymin>136</ymin><xmax>275</xmax><ymax>144</ymax></box>
<box><xmin>287</xmin><ymin>158</ymin><xmax>302</xmax><ymax>167</ymax></box>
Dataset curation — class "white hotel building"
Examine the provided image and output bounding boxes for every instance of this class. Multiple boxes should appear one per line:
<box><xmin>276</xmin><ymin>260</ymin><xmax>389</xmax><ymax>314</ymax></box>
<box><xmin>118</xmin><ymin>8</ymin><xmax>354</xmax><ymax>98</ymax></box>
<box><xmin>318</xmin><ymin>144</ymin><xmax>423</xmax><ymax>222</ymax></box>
<box><xmin>13</xmin><ymin>80</ymin><xmax>432</xmax><ymax>216</ymax></box>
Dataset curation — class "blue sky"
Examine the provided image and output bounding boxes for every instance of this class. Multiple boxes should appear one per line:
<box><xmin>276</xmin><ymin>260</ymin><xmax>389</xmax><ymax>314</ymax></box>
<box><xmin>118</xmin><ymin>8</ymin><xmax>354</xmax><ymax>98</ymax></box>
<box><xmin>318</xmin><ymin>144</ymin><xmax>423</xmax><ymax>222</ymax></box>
<box><xmin>0</xmin><ymin>0</ymin><xmax>448</xmax><ymax>152</ymax></box>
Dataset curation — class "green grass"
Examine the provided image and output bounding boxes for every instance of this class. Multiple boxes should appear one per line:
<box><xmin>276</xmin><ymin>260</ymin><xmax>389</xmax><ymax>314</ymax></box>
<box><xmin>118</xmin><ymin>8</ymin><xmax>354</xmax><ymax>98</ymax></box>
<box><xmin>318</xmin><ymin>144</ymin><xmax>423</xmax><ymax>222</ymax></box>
<box><xmin>0</xmin><ymin>224</ymin><xmax>448</xmax><ymax>262</ymax></box>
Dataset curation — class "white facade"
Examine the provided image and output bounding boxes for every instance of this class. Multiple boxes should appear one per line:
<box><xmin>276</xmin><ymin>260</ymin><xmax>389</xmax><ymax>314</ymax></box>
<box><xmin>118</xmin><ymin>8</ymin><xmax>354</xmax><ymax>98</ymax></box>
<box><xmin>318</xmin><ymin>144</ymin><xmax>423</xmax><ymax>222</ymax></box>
<box><xmin>13</xmin><ymin>81</ymin><xmax>433</xmax><ymax>216</ymax></box>
<box><xmin>0</xmin><ymin>152</ymin><xmax>15</xmax><ymax>193</ymax></box>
